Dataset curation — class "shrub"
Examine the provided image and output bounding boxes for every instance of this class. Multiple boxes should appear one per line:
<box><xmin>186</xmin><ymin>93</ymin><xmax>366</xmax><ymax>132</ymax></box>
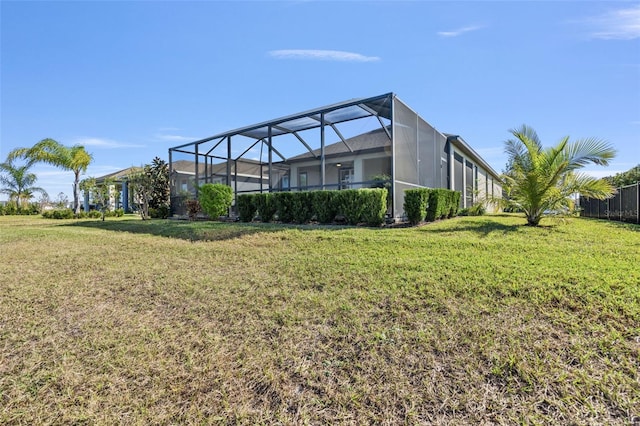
<box><xmin>312</xmin><ymin>191</ymin><xmax>337</xmax><ymax>224</ymax></box>
<box><xmin>237</xmin><ymin>194</ymin><xmax>257</xmax><ymax>222</ymax></box>
<box><xmin>291</xmin><ymin>192</ymin><xmax>313</xmax><ymax>224</ymax></box>
<box><xmin>186</xmin><ymin>199</ymin><xmax>201</xmax><ymax>221</ymax></box>
<box><xmin>426</xmin><ymin>189</ymin><xmax>460</xmax><ymax>222</ymax></box>
<box><xmin>4</xmin><ymin>202</ymin><xmax>17</xmax><ymax>215</ymax></box>
<box><xmin>198</xmin><ymin>183</ymin><xmax>233</xmax><ymax>219</ymax></box>
<box><xmin>88</xmin><ymin>210</ymin><xmax>102</xmax><ymax>219</ymax></box>
<box><xmin>404</xmin><ymin>188</ymin><xmax>430</xmax><ymax>224</ymax></box>
<box><xmin>360</xmin><ymin>188</ymin><xmax>387</xmax><ymax>226</ymax></box>
<box><xmin>272</xmin><ymin>192</ymin><xmax>295</xmax><ymax>223</ymax></box>
<box><xmin>336</xmin><ymin>189</ymin><xmax>366</xmax><ymax>225</ymax></box>
<box><xmin>149</xmin><ymin>205</ymin><xmax>169</xmax><ymax>219</ymax></box>
<box><xmin>254</xmin><ymin>193</ymin><xmax>276</xmax><ymax>222</ymax></box>
<box><xmin>459</xmin><ymin>203</ymin><xmax>486</xmax><ymax>216</ymax></box>
<box><xmin>449</xmin><ymin>192</ymin><xmax>461</xmax><ymax>218</ymax></box>
<box><xmin>42</xmin><ymin>208</ymin><xmax>74</xmax><ymax>219</ymax></box>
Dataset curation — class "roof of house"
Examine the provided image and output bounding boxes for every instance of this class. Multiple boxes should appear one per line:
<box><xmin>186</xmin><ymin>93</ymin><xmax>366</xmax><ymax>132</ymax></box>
<box><xmin>287</xmin><ymin>127</ymin><xmax>391</xmax><ymax>163</ymax></box>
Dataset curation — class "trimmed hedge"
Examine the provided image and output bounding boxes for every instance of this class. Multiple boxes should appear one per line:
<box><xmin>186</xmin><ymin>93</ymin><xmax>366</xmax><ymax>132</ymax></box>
<box><xmin>237</xmin><ymin>194</ymin><xmax>256</xmax><ymax>222</ymax></box>
<box><xmin>237</xmin><ymin>188</ymin><xmax>388</xmax><ymax>226</ymax></box>
<box><xmin>291</xmin><ymin>192</ymin><xmax>313</xmax><ymax>224</ymax></box>
<box><xmin>404</xmin><ymin>188</ymin><xmax>431</xmax><ymax>225</ymax></box>
<box><xmin>42</xmin><ymin>209</ymin><xmax>75</xmax><ymax>219</ymax></box>
<box><xmin>254</xmin><ymin>193</ymin><xmax>276</xmax><ymax>222</ymax></box>
<box><xmin>426</xmin><ymin>189</ymin><xmax>460</xmax><ymax>222</ymax></box>
<box><xmin>272</xmin><ymin>192</ymin><xmax>295</xmax><ymax>223</ymax></box>
<box><xmin>360</xmin><ymin>188</ymin><xmax>388</xmax><ymax>226</ymax></box>
<box><xmin>404</xmin><ymin>188</ymin><xmax>460</xmax><ymax>224</ymax></box>
<box><xmin>311</xmin><ymin>191</ymin><xmax>337</xmax><ymax>224</ymax></box>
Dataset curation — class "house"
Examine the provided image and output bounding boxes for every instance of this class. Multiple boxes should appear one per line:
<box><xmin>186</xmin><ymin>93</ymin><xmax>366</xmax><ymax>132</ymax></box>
<box><xmin>168</xmin><ymin>92</ymin><xmax>502</xmax><ymax>220</ymax></box>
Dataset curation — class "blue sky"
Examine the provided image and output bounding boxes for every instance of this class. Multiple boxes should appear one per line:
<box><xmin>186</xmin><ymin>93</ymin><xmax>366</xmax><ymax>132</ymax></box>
<box><xmin>1</xmin><ymin>0</ymin><xmax>639</xmax><ymax>201</ymax></box>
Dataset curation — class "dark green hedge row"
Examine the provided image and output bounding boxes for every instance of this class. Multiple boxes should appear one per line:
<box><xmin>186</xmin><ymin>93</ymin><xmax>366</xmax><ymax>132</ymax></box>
<box><xmin>404</xmin><ymin>188</ymin><xmax>461</xmax><ymax>224</ymax></box>
<box><xmin>41</xmin><ymin>208</ymin><xmax>125</xmax><ymax>219</ymax></box>
<box><xmin>238</xmin><ymin>188</ymin><xmax>387</xmax><ymax>226</ymax></box>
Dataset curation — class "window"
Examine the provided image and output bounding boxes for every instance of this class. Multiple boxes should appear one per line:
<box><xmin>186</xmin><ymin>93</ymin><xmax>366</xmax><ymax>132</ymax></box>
<box><xmin>281</xmin><ymin>175</ymin><xmax>290</xmax><ymax>190</ymax></box>
<box><xmin>339</xmin><ymin>168</ymin><xmax>354</xmax><ymax>190</ymax></box>
<box><xmin>298</xmin><ymin>172</ymin><xmax>308</xmax><ymax>190</ymax></box>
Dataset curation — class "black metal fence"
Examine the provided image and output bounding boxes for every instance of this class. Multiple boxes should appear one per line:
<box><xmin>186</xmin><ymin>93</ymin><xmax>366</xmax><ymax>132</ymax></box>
<box><xmin>579</xmin><ymin>182</ymin><xmax>640</xmax><ymax>224</ymax></box>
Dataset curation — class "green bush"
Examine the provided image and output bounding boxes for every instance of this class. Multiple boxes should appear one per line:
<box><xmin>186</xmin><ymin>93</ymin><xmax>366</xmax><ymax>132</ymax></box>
<box><xmin>42</xmin><ymin>208</ymin><xmax>74</xmax><ymax>219</ymax></box>
<box><xmin>273</xmin><ymin>192</ymin><xmax>295</xmax><ymax>223</ymax></box>
<box><xmin>4</xmin><ymin>202</ymin><xmax>17</xmax><ymax>215</ymax></box>
<box><xmin>426</xmin><ymin>189</ymin><xmax>460</xmax><ymax>222</ymax></box>
<box><xmin>237</xmin><ymin>194</ymin><xmax>256</xmax><ymax>222</ymax></box>
<box><xmin>89</xmin><ymin>210</ymin><xmax>102</xmax><ymax>218</ymax></box>
<box><xmin>334</xmin><ymin>190</ymin><xmax>363</xmax><ymax>225</ymax></box>
<box><xmin>198</xmin><ymin>183</ymin><xmax>233</xmax><ymax>219</ymax></box>
<box><xmin>311</xmin><ymin>191</ymin><xmax>337</xmax><ymax>224</ymax></box>
<box><xmin>254</xmin><ymin>193</ymin><xmax>276</xmax><ymax>222</ymax></box>
<box><xmin>291</xmin><ymin>192</ymin><xmax>313</xmax><ymax>224</ymax></box>
<box><xmin>404</xmin><ymin>188</ymin><xmax>430</xmax><ymax>224</ymax></box>
<box><xmin>459</xmin><ymin>203</ymin><xmax>486</xmax><ymax>216</ymax></box>
<box><xmin>149</xmin><ymin>205</ymin><xmax>169</xmax><ymax>219</ymax></box>
<box><xmin>360</xmin><ymin>188</ymin><xmax>387</xmax><ymax>226</ymax></box>
<box><xmin>449</xmin><ymin>192</ymin><xmax>461</xmax><ymax>218</ymax></box>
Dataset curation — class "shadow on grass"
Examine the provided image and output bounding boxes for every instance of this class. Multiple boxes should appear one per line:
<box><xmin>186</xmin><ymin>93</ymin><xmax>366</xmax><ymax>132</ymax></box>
<box><xmin>62</xmin><ymin>218</ymin><xmax>360</xmax><ymax>242</ymax></box>
<box><xmin>63</xmin><ymin>218</ymin><xmax>288</xmax><ymax>242</ymax></box>
<box><xmin>420</xmin><ymin>216</ymin><xmax>524</xmax><ymax>237</ymax></box>
<box><xmin>579</xmin><ymin>217</ymin><xmax>640</xmax><ymax>232</ymax></box>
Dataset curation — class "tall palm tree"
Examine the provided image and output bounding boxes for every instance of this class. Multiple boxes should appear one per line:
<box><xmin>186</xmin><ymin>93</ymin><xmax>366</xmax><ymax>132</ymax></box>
<box><xmin>502</xmin><ymin>125</ymin><xmax>616</xmax><ymax>226</ymax></box>
<box><xmin>0</xmin><ymin>158</ymin><xmax>48</xmax><ymax>209</ymax></box>
<box><xmin>9</xmin><ymin>139</ymin><xmax>93</xmax><ymax>214</ymax></box>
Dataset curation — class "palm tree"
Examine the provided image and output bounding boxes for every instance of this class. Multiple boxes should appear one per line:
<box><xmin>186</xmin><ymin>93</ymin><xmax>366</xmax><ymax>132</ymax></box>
<box><xmin>502</xmin><ymin>125</ymin><xmax>616</xmax><ymax>226</ymax></box>
<box><xmin>9</xmin><ymin>139</ymin><xmax>93</xmax><ymax>214</ymax></box>
<box><xmin>0</xmin><ymin>158</ymin><xmax>48</xmax><ymax>209</ymax></box>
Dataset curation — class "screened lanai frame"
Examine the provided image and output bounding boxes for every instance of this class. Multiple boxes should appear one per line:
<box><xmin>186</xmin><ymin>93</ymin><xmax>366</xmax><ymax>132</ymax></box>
<box><xmin>169</xmin><ymin>93</ymin><xmax>397</xmax><ymax>215</ymax></box>
<box><xmin>168</xmin><ymin>92</ymin><xmax>501</xmax><ymax>219</ymax></box>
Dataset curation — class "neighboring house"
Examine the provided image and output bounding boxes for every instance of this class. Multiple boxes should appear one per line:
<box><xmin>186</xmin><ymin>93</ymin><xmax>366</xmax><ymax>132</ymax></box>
<box><xmin>88</xmin><ymin>166</ymin><xmax>142</xmax><ymax>212</ymax></box>
<box><xmin>168</xmin><ymin>92</ymin><xmax>502</xmax><ymax>220</ymax></box>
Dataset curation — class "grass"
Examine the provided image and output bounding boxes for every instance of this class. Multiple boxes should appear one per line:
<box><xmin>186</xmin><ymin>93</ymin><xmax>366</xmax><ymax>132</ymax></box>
<box><xmin>0</xmin><ymin>214</ymin><xmax>638</xmax><ymax>424</ymax></box>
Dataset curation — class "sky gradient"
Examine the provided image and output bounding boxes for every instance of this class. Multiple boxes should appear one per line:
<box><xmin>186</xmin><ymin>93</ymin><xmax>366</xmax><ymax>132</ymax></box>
<box><xmin>1</xmin><ymin>1</ymin><xmax>639</xmax><ymax>201</ymax></box>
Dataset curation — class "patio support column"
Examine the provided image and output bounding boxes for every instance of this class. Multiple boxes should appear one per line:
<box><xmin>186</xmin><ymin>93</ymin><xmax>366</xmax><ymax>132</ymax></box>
<box><xmin>122</xmin><ymin>180</ymin><xmax>129</xmax><ymax>212</ymax></box>
<box><xmin>320</xmin><ymin>113</ymin><xmax>325</xmax><ymax>189</ymax></box>
<box><xmin>227</xmin><ymin>136</ymin><xmax>232</xmax><ymax>188</ymax></box>
<box><xmin>449</xmin><ymin>144</ymin><xmax>455</xmax><ymax>191</ymax></box>
<box><xmin>234</xmin><ymin>159</ymin><xmax>238</xmax><ymax>215</ymax></box>
<box><xmin>462</xmin><ymin>157</ymin><xmax>467</xmax><ymax>209</ymax></box>
<box><xmin>268</xmin><ymin>127</ymin><xmax>273</xmax><ymax>192</ymax></box>
<box><xmin>195</xmin><ymin>143</ymin><xmax>199</xmax><ymax>197</ymax></box>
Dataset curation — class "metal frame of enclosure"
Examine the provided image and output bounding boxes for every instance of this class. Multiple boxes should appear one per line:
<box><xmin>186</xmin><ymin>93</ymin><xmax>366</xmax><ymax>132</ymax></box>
<box><xmin>580</xmin><ymin>182</ymin><xmax>640</xmax><ymax>223</ymax></box>
<box><xmin>168</xmin><ymin>93</ymin><xmax>502</xmax><ymax>219</ymax></box>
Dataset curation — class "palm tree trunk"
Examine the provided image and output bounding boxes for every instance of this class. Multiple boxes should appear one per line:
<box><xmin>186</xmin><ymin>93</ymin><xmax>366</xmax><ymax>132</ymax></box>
<box><xmin>73</xmin><ymin>170</ymin><xmax>81</xmax><ymax>214</ymax></box>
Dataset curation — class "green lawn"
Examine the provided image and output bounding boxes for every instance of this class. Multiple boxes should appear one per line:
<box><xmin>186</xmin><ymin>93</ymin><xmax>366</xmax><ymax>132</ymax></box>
<box><xmin>1</xmin><ymin>214</ymin><xmax>638</xmax><ymax>424</ymax></box>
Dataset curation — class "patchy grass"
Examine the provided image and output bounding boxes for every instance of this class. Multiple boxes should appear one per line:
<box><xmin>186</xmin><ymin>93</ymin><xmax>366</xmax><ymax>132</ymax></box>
<box><xmin>0</xmin><ymin>214</ymin><xmax>638</xmax><ymax>424</ymax></box>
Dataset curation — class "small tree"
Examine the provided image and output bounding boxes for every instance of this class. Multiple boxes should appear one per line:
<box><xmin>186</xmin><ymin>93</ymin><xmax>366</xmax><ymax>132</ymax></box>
<box><xmin>127</xmin><ymin>169</ymin><xmax>153</xmax><ymax>220</ymax></box>
<box><xmin>80</xmin><ymin>177</ymin><xmax>118</xmax><ymax>221</ymax></box>
<box><xmin>148</xmin><ymin>157</ymin><xmax>170</xmax><ymax>210</ymax></box>
<box><xmin>198</xmin><ymin>183</ymin><xmax>233</xmax><ymax>219</ymax></box>
<box><xmin>502</xmin><ymin>125</ymin><xmax>616</xmax><ymax>226</ymax></box>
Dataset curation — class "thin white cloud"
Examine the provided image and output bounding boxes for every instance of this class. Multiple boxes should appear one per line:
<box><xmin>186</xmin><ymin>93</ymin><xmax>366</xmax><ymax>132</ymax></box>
<box><xmin>268</xmin><ymin>49</ymin><xmax>380</xmax><ymax>62</ymax></box>
<box><xmin>155</xmin><ymin>134</ymin><xmax>195</xmax><ymax>142</ymax></box>
<box><xmin>74</xmin><ymin>137</ymin><xmax>146</xmax><ymax>149</ymax></box>
<box><xmin>437</xmin><ymin>25</ymin><xmax>484</xmax><ymax>38</ymax></box>
<box><xmin>585</xmin><ymin>5</ymin><xmax>640</xmax><ymax>40</ymax></box>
